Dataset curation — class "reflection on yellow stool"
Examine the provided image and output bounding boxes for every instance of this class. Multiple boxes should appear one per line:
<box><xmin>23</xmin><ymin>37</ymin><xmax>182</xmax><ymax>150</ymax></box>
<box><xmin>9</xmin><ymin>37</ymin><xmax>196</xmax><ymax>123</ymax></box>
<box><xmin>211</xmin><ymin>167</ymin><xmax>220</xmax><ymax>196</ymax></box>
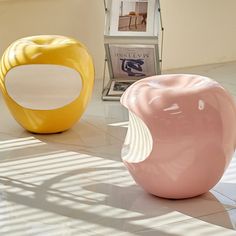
<box><xmin>0</xmin><ymin>35</ymin><xmax>94</xmax><ymax>134</ymax></box>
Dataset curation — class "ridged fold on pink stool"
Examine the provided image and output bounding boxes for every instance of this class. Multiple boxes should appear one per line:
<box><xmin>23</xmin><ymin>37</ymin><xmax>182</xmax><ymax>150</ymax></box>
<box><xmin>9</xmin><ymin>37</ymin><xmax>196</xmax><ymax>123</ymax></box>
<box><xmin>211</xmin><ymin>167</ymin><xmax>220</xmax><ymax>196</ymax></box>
<box><xmin>120</xmin><ymin>74</ymin><xmax>236</xmax><ymax>199</ymax></box>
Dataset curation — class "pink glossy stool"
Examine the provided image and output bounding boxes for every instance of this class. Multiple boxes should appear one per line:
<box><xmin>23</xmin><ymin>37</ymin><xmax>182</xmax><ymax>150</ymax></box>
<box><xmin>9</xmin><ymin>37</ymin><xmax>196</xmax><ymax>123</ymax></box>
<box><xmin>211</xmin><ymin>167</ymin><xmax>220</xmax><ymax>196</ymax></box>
<box><xmin>120</xmin><ymin>74</ymin><xmax>236</xmax><ymax>199</ymax></box>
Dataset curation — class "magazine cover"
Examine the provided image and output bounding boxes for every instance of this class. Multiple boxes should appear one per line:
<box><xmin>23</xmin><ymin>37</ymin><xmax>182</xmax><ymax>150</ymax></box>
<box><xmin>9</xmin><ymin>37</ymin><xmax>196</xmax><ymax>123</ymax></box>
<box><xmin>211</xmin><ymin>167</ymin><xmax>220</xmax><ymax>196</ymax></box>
<box><xmin>109</xmin><ymin>44</ymin><xmax>157</xmax><ymax>79</ymax></box>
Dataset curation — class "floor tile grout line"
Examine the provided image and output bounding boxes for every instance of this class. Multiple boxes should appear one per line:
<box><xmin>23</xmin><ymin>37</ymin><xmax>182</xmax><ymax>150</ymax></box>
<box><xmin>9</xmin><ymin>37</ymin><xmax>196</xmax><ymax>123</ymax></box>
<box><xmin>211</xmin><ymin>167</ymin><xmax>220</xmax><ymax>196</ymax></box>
<box><xmin>214</xmin><ymin>190</ymin><xmax>236</xmax><ymax>204</ymax></box>
<box><xmin>195</xmin><ymin>208</ymin><xmax>236</xmax><ymax>220</ymax></box>
<box><xmin>83</xmin><ymin>119</ymin><xmax>126</xmax><ymax>143</ymax></box>
<box><xmin>131</xmin><ymin>209</ymin><xmax>236</xmax><ymax>234</ymax></box>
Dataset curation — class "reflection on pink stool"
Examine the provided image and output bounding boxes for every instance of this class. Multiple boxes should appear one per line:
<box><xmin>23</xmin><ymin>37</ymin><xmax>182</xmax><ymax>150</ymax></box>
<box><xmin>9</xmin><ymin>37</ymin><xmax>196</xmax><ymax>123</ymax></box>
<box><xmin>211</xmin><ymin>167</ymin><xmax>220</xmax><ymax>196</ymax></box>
<box><xmin>120</xmin><ymin>74</ymin><xmax>236</xmax><ymax>199</ymax></box>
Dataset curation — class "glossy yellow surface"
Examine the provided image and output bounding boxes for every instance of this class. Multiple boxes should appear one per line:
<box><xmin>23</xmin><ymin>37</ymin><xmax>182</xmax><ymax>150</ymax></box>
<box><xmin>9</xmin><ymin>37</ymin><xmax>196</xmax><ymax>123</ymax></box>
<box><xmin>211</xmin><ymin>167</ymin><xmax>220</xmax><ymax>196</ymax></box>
<box><xmin>0</xmin><ymin>35</ymin><xmax>94</xmax><ymax>133</ymax></box>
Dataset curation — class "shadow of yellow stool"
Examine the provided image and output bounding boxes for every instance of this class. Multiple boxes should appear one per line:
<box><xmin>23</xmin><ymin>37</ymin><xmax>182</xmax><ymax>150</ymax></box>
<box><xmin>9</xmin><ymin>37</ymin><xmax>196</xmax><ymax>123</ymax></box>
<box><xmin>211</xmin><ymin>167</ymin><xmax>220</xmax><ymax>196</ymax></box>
<box><xmin>0</xmin><ymin>35</ymin><xmax>94</xmax><ymax>134</ymax></box>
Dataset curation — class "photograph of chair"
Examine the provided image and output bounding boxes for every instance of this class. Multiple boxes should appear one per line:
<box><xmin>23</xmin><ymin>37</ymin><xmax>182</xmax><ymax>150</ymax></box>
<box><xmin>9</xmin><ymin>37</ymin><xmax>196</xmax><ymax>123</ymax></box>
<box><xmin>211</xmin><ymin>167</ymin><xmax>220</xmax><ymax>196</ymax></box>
<box><xmin>118</xmin><ymin>1</ymin><xmax>148</xmax><ymax>32</ymax></box>
<box><xmin>106</xmin><ymin>0</ymin><xmax>158</xmax><ymax>36</ymax></box>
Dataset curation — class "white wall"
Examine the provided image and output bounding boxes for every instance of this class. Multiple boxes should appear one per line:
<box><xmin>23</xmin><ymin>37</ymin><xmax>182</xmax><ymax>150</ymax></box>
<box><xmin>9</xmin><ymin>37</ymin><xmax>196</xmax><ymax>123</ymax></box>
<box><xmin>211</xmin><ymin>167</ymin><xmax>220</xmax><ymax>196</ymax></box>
<box><xmin>0</xmin><ymin>0</ymin><xmax>236</xmax><ymax>79</ymax></box>
<box><xmin>161</xmin><ymin>0</ymin><xmax>236</xmax><ymax>70</ymax></box>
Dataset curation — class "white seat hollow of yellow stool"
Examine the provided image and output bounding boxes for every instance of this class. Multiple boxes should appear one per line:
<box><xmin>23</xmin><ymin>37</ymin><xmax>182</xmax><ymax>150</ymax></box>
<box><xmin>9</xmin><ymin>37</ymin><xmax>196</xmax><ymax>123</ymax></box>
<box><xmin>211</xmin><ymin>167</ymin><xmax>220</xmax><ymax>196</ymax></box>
<box><xmin>0</xmin><ymin>35</ymin><xmax>94</xmax><ymax>134</ymax></box>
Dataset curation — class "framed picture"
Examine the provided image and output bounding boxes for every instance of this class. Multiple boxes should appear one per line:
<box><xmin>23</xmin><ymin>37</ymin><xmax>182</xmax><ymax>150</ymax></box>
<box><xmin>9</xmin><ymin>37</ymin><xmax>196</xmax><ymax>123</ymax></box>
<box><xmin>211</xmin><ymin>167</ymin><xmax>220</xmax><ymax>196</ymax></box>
<box><xmin>105</xmin><ymin>43</ymin><xmax>160</xmax><ymax>79</ymax></box>
<box><xmin>105</xmin><ymin>0</ymin><xmax>159</xmax><ymax>36</ymax></box>
<box><xmin>102</xmin><ymin>78</ymin><xmax>137</xmax><ymax>100</ymax></box>
<box><xmin>107</xmin><ymin>79</ymin><xmax>136</xmax><ymax>96</ymax></box>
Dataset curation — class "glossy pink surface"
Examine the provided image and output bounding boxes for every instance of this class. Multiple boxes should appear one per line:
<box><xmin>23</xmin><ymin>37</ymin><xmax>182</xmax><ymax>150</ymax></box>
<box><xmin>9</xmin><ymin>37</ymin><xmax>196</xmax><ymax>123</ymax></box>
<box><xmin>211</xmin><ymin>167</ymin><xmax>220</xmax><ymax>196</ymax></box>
<box><xmin>120</xmin><ymin>74</ymin><xmax>236</xmax><ymax>199</ymax></box>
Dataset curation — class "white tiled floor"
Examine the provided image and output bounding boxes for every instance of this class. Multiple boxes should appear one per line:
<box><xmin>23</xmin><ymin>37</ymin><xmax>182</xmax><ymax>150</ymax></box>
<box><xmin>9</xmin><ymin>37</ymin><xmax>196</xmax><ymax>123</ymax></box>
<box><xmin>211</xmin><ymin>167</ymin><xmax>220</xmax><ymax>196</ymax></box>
<box><xmin>0</xmin><ymin>62</ymin><xmax>236</xmax><ymax>235</ymax></box>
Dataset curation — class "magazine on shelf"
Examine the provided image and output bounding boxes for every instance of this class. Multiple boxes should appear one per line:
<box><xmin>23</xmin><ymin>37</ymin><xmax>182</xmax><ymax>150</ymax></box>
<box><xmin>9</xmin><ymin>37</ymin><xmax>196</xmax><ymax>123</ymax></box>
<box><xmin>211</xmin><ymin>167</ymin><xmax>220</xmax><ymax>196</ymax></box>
<box><xmin>108</xmin><ymin>44</ymin><xmax>157</xmax><ymax>79</ymax></box>
<box><xmin>102</xmin><ymin>43</ymin><xmax>160</xmax><ymax>100</ymax></box>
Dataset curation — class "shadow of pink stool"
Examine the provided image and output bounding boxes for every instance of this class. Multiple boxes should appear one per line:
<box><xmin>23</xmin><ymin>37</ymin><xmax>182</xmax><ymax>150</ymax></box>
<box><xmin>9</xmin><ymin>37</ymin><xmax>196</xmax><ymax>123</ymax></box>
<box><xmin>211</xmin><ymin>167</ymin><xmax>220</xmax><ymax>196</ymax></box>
<box><xmin>120</xmin><ymin>74</ymin><xmax>236</xmax><ymax>199</ymax></box>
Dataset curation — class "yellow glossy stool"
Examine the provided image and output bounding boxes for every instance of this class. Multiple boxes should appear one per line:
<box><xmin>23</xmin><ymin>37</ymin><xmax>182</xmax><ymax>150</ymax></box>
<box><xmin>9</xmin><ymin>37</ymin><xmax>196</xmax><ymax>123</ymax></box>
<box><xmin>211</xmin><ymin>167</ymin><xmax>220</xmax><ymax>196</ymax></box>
<box><xmin>0</xmin><ymin>35</ymin><xmax>94</xmax><ymax>133</ymax></box>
